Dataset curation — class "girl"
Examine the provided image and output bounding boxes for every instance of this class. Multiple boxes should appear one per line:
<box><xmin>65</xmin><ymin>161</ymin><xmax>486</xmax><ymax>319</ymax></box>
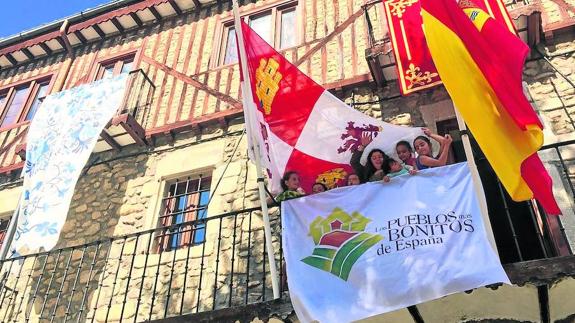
<box><xmin>350</xmin><ymin>133</ymin><xmax>391</xmax><ymax>182</ymax></box>
<box><xmin>275</xmin><ymin>171</ymin><xmax>305</xmax><ymax>202</ymax></box>
<box><xmin>395</xmin><ymin>140</ymin><xmax>417</xmax><ymax>168</ymax></box>
<box><xmin>311</xmin><ymin>182</ymin><xmax>328</xmax><ymax>194</ymax></box>
<box><xmin>413</xmin><ymin>128</ymin><xmax>453</xmax><ymax>170</ymax></box>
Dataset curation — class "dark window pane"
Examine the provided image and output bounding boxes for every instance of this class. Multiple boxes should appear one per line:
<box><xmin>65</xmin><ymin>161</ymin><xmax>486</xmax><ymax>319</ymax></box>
<box><xmin>223</xmin><ymin>27</ymin><xmax>238</xmax><ymax>65</ymax></box>
<box><xmin>1</xmin><ymin>86</ymin><xmax>29</xmax><ymax>128</ymax></box>
<box><xmin>200</xmin><ymin>176</ymin><xmax>212</xmax><ymax>190</ymax></box>
<box><xmin>250</xmin><ymin>12</ymin><xmax>272</xmax><ymax>45</ymax></box>
<box><xmin>25</xmin><ymin>83</ymin><xmax>49</xmax><ymax>121</ymax></box>
<box><xmin>280</xmin><ymin>9</ymin><xmax>297</xmax><ymax>49</ymax></box>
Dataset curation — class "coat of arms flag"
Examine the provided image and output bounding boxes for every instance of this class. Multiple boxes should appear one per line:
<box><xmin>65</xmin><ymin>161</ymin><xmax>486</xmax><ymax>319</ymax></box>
<box><xmin>237</xmin><ymin>20</ymin><xmax>422</xmax><ymax>194</ymax></box>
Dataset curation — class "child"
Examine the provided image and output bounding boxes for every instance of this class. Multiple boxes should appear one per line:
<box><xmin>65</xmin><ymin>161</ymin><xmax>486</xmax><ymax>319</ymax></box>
<box><xmin>275</xmin><ymin>171</ymin><xmax>305</xmax><ymax>202</ymax></box>
<box><xmin>383</xmin><ymin>158</ymin><xmax>416</xmax><ymax>182</ymax></box>
<box><xmin>413</xmin><ymin>128</ymin><xmax>453</xmax><ymax>170</ymax></box>
<box><xmin>346</xmin><ymin>173</ymin><xmax>361</xmax><ymax>186</ymax></box>
<box><xmin>395</xmin><ymin>140</ymin><xmax>417</xmax><ymax>168</ymax></box>
<box><xmin>311</xmin><ymin>182</ymin><xmax>328</xmax><ymax>194</ymax></box>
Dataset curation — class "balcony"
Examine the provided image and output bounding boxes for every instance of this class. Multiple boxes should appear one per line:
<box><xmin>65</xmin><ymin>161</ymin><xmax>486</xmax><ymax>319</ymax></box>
<box><xmin>0</xmin><ymin>69</ymin><xmax>155</xmax><ymax>174</ymax></box>
<box><xmin>0</xmin><ymin>140</ymin><xmax>575</xmax><ymax>322</ymax></box>
<box><xmin>93</xmin><ymin>69</ymin><xmax>155</xmax><ymax>153</ymax></box>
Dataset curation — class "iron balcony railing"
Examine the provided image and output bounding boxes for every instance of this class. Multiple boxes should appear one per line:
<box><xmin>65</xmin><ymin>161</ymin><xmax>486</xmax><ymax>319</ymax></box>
<box><xmin>0</xmin><ymin>207</ymin><xmax>283</xmax><ymax>322</ymax></box>
<box><xmin>0</xmin><ymin>141</ymin><xmax>574</xmax><ymax>322</ymax></box>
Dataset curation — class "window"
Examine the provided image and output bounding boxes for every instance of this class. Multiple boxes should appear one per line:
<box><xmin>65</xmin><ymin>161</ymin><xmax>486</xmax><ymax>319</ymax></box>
<box><xmin>0</xmin><ymin>78</ymin><xmax>51</xmax><ymax>129</ymax></box>
<box><xmin>95</xmin><ymin>55</ymin><xmax>134</xmax><ymax>81</ymax></box>
<box><xmin>218</xmin><ymin>2</ymin><xmax>298</xmax><ymax>65</ymax></box>
<box><xmin>156</xmin><ymin>175</ymin><xmax>212</xmax><ymax>251</ymax></box>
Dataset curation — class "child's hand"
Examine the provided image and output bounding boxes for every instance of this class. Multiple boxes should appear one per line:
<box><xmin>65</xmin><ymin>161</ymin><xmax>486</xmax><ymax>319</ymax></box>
<box><xmin>422</xmin><ymin>127</ymin><xmax>431</xmax><ymax>136</ymax></box>
<box><xmin>296</xmin><ymin>187</ymin><xmax>306</xmax><ymax>195</ymax></box>
<box><xmin>409</xmin><ymin>169</ymin><xmax>417</xmax><ymax>175</ymax></box>
<box><xmin>360</xmin><ymin>132</ymin><xmax>373</xmax><ymax>147</ymax></box>
<box><xmin>383</xmin><ymin>176</ymin><xmax>390</xmax><ymax>183</ymax></box>
<box><xmin>444</xmin><ymin>134</ymin><xmax>453</xmax><ymax>144</ymax></box>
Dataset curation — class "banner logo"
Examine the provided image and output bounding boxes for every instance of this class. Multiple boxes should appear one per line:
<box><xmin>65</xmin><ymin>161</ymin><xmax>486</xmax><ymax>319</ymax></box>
<box><xmin>255</xmin><ymin>58</ymin><xmax>282</xmax><ymax>115</ymax></box>
<box><xmin>302</xmin><ymin>208</ymin><xmax>382</xmax><ymax>281</ymax></box>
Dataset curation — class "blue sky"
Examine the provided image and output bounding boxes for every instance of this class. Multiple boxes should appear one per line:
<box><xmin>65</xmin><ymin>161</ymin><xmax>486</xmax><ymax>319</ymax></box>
<box><xmin>0</xmin><ymin>0</ymin><xmax>111</xmax><ymax>39</ymax></box>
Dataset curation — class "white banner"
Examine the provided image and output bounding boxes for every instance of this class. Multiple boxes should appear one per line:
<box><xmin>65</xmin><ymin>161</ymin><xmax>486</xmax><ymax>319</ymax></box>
<box><xmin>10</xmin><ymin>74</ymin><xmax>128</xmax><ymax>256</ymax></box>
<box><xmin>282</xmin><ymin>163</ymin><xmax>510</xmax><ymax>323</ymax></box>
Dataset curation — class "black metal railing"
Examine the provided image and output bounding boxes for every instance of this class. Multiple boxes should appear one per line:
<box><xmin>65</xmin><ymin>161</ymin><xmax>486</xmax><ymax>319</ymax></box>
<box><xmin>473</xmin><ymin>138</ymin><xmax>575</xmax><ymax>264</ymax></box>
<box><xmin>0</xmin><ymin>207</ymin><xmax>282</xmax><ymax>322</ymax></box>
<box><xmin>119</xmin><ymin>69</ymin><xmax>156</xmax><ymax>126</ymax></box>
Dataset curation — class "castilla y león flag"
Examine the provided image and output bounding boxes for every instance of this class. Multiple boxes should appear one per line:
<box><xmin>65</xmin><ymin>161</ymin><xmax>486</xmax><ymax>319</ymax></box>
<box><xmin>421</xmin><ymin>0</ymin><xmax>560</xmax><ymax>214</ymax></box>
<box><xmin>237</xmin><ymin>21</ymin><xmax>421</xmax><ymax>193</ymax></box>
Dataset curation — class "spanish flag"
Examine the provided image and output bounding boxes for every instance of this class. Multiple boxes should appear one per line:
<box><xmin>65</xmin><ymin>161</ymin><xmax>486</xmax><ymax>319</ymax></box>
<box><xmin>421</xmin><ymin>0</ymin><xmax>561</xmax><ymax>214</ymax></box>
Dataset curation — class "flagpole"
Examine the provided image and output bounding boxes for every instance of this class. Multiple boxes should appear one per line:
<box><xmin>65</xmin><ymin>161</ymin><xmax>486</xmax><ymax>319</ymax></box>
<box><xmin>232</xmin><ymin>0</ymin><xmax>280</xmax><ymax>299</ymax></box>
<box><xmin>454</xmin><ymin>107</ymin><xmax>499</xmax><ymax>255</ymax></box>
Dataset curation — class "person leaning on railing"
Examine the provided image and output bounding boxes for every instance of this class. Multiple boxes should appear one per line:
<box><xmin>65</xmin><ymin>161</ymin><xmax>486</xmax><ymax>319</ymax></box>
<box><xmin>350</xmin><ymin>133</ymin><xmax>391</xmax><ymax>183</ymax></box>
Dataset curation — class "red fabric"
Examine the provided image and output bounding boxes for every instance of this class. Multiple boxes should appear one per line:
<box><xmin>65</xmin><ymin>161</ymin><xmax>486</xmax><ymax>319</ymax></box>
<box><xmin>383</xmin><ymin>0</ymin><xmax>441</xmax><ymax>95</ymax></box>
<box><xmin>421</xmin><ymin>0</ymin><xmax>541</xmax><ymax>130</ymax></box>
<box><xmin>285</xmin><ymin>150</ymin><xmax>353</xmax><ymax>192</ymax></box>
<box><xmin>521</xmin><ymin>154</ymin><xmax>561</xmax><ymax>215</ymax></box>
<box><xmin>240</xmin><ymin>21</ymin><xmax>324</xmax><ymax>146</ymax></box>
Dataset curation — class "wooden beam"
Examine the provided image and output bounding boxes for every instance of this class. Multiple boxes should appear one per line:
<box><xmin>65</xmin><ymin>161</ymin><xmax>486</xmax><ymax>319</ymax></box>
<box><xmin>74</xmin><ymin>30</ymin><xmax>88</xmax><ymax>44</ymax></box>
<box><xmin>149</xmin><ymin>6</ymin><xmax>163</xmax><ymax>21</ymax></box>
<box><xmin>39</xmin><ymin>42</ymin><xmax>53</xmax><ymax>55</ymax></box>
<box><xmin>55</xmin><ymin>36</ymin><xmax>67</xmax><ymax>49</ymax></box>
<box><xmin>294</xmin><ymin>6</ymin><xmax>364</xmax><ymax>67</ymax></box>
<box><xmin>168</xmin><ymin>0</ymin><xmax>182</xmax><ymax>15</ymax></box>
<box><xmin>130</xmin><ymin>12</ymin><xmax>143</xmax><ymax>27</ymax></box>
<box><xmin>21</xmin><ymin>48</ymin><xmax>35</xmax><ymax>60</ymax></box>
<box><xmin>92</xmin><ymin>24</ymin><xmax>106</xmax><ymax>39</ymax></box>
<box><xmin>100</xmin><ymin>130</ymin><xmax>121</xmax><ymax>152</ymax></box>
<box><xmin>192</xmin><ymin>0</ymin><xmax>202</xmax><ymax>8</ymax></box>
<box><xmin>111</xmin><ymin>17</ymin><xmax>125</xmax><ymax>33</ymax></box>
<box><xmin>4</xmin><ymin>53</ymin><xmax>17</xmax><ymax>66</ymax></box>
<box><xmin>141</xmin><ymin>55</ymin><xmax>242</xmax><ymax>109</ymax></box>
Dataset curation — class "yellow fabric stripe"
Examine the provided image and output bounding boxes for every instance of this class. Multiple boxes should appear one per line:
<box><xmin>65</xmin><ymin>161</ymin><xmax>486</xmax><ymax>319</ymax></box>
<box><xmin>463</xmin><ymin>8</ymin><xmax>490</xmax><ymax>31</ymax></box>
<box><xmin>422</xmin><ymin>9</ymin><xmax>542</xmax><ymax>201</ymax></box>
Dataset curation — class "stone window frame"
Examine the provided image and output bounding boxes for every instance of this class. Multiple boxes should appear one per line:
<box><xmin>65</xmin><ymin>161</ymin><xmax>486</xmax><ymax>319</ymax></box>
<box><xmin>154</xmin><ymin>173</ymin><xmax>212</xmax><ymax>252</ymax></box>
<box><xmin>211</xmin><ymin>0</ymin><xmax>301</xmax><ymax>68</ymax></box>
<box><xmin>0</xmin><ymin>73</ymin><xmax>55</xmax><ymax>131</ymax></box>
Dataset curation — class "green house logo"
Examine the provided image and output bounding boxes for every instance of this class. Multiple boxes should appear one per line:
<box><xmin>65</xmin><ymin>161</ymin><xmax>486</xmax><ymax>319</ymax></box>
<box><xmin>301</xmin><ymin>208</ymin><xmax>382</xmax><ymax>281</ymax></box>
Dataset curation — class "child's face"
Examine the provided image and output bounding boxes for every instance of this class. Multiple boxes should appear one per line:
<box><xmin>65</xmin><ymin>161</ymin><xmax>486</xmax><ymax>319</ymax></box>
<box><xmin>285</xmin><ymin>174</ymin><xmax>300</xmax><ymax>190</ymax></box>
<box><xmin>370</xmin><ymin>151</ymin><xmax>385</xmax><ymax>170</ymax></box>
<box><xmin>347</xmin><ymin>174</ymin><xmax>360</xmax><ymax>186</ymax></box>
<box><xmin>390</xmin><ymin>161</ymin><xmax>402</xmax><ymax>172</ymax></box>
<box><xmin>414</xmin><ymin>139</ymin><xmax>431</xmax><ymax>156</ymax></box>
<box><xmin>396</xmin><ymin>145</ymin><xmax>412</xmax><ymax>162</ymax></box>
<box><xmin>312</xmin><ymin>184</ymin><xmax>326</xmax><ymax>193</ymax></box>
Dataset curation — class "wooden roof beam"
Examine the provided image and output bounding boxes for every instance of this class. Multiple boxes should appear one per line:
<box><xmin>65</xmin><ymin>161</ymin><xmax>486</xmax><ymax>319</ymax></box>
<box><xmin>59</xmin><ymin>20</ymin><xmax>75</xmax><ymax>58</ymax></box>
<box><xmin>111</xmin><ymin>17</ymin><xmax>125</xmax><ymax>33</ymax></box>
<box><xmin>168</xmin><ymin>0</ymin><xmax>182</xmax><ymax>15</ymax></box>
<box><xmin>39</xmin><ymin>42</ymin><xmax>53</xmax><ymax>55</ymax></box>
<box><xmin>130</xmin><ymin>12</ymin><xmax>143</xmax><ymax>27</ymax></box>
<box><xmin>92</xmin><ymin>24</ymin><xmax>106</xmax><ymax>39</ymax></box>
<box><xmin>74</xmin><ymin>31</ymin><xmax>87</xmax><ymax>44</ymax></box>
<box><xmin>21</xmin><ymin>48</ymin><xmax>34</xmax><ymax>60</ymax></box>
<box><xmin>149</xmin><ymin>6</ymin><xmax>163</xmax><ymax>21</ymax></box>
<box><xmin>4</xmin><ymin>53</ymin><xmax>17</xmax><ymax>66</ymax></box>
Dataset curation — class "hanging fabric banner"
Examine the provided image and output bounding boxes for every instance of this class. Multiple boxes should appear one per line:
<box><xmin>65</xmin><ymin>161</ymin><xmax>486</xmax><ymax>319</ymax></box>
<box><xmin>383</xmin><ymin>0</ymin><xmax>517</xmax><ymax>95</ymax></box>
<box><xmin>282</xmin><ymin>163</ymin><xmax>510</xmax><ymax>323</ymax></box>
<box><xmin>10</xmin><ymin>74</ymin><xmax>128</xmax><ymax>256</ymax></box>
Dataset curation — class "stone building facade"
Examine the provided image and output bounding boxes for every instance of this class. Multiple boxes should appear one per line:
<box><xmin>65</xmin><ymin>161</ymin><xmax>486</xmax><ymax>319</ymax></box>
<box><xmin>0</xmin><ymin>0</ymin><xmax>574</xmax><ymax>322</ymax></box>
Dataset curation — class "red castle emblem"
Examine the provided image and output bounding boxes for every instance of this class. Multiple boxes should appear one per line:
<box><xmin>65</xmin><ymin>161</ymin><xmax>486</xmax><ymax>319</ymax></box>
<box><xmin>337</xmin><ymin>122</ymin><xmax>382</xmax><ymax>154</ymax></box>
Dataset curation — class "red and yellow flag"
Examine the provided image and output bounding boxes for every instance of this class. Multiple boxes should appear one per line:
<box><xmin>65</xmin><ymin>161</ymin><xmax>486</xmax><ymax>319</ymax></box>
<box><xmin>421</xmin><ymin>0</ymin><xmax>560</xmax><ymax>214</ymax></box>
